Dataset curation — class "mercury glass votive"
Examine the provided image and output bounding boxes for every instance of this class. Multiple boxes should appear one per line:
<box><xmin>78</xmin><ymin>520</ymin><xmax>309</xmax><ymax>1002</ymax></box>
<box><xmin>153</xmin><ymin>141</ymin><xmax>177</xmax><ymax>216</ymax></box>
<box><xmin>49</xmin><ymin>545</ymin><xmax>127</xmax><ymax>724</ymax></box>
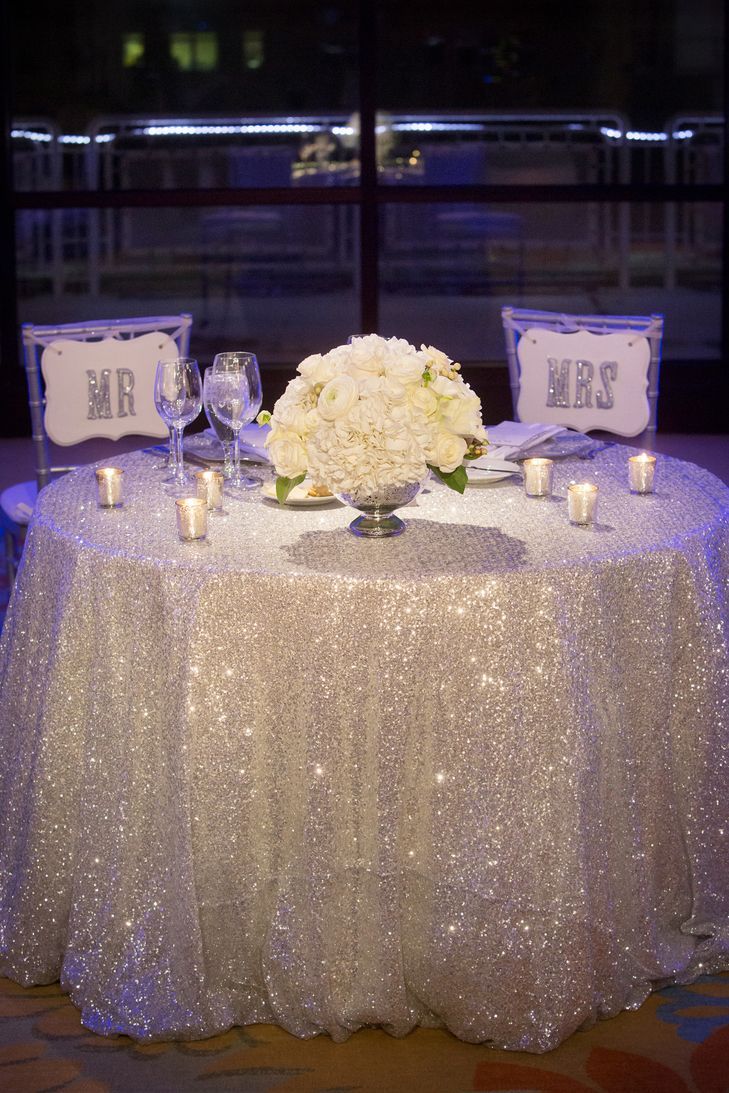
<box><xmin>628</xmin><ymin>452</ymin><xmax>657</xmax><ymax>494</ymax></box>
<box><xmin>568</xmin><ymin>482</ymin><xmax>599</xmax><ymax>525</ymax></box>
<box><xmin>176</xmin><ymin>497</ymin><xmax>208</xmax><ymax>541</ymax></box>
<box><xmin>523</xmin><ymin>457</ymin><xmax>554</xmax><ymax>497</ymax></box>
<box><xmin>195</xmin><ymin>469</ymin><xmax>224</xmax><ymax>511</ymax></box>
<box><xmin>95</xmin><ymin>467</ymin><xmax>124</xmax><ymax>507</ymax></box>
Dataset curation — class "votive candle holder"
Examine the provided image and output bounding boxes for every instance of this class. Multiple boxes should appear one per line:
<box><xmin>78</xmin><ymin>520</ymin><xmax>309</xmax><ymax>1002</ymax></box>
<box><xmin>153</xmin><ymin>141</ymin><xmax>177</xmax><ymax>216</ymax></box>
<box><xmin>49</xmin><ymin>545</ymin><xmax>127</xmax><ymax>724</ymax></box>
<box><xmin>568</xmin><ymin>482</ymin><xmax>599</xmax><ymax>525</ymax></box>
<box><xmin>176</xmin><ymin>497</ymin><xmax>208</xmax><ymax>541</ymax></box>
<box><xmin>195</xmin><ymin>469</ymin><xmax>224</xmax><ymax>511</ymax></box>
<box><xmin>523</xmin><ymin>457</ymin><xmax>554</xmax><ymax>497</ymax></box>
<box><xmin>628</xmin><ymin>453</ymin><xmax>656</xmax><ymax>494</ymax></box>
<box><xmin>95</xmin><ymin>467</ymin><xmax>124</xmax><ymax>507</ymax></box>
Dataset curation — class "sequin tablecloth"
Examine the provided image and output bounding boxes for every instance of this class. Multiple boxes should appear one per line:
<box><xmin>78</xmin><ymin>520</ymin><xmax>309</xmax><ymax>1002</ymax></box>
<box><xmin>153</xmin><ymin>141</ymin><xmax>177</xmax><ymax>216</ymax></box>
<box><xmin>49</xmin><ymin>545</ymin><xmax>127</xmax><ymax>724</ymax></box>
<box><xmin>1</xmin><ymin>447</ymin><xmax>728</xmax><ymax>1050</ymax></box>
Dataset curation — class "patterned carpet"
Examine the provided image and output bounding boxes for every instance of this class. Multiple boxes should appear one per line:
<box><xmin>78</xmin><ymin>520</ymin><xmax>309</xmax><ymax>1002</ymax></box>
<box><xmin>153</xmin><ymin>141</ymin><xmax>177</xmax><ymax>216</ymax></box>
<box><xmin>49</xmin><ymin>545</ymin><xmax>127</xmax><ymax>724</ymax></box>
<box><xmin>0</xmin><ymin>974</ymin><xmax>727</xmax><ymax>1092</ymax></box>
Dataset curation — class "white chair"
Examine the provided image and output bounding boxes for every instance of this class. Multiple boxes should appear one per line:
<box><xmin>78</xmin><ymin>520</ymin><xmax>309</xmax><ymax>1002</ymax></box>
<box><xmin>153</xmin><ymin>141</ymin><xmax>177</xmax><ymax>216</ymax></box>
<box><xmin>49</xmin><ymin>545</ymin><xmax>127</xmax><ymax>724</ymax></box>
<box><xmin>1</xmin><ymin>313</ymin><xmax>192</xmax><ymax>584</ymax></box>
<box><xmin>501</xmin><ymin>307</ymin><xmax>664</xmax><ymax>443</ymax></box>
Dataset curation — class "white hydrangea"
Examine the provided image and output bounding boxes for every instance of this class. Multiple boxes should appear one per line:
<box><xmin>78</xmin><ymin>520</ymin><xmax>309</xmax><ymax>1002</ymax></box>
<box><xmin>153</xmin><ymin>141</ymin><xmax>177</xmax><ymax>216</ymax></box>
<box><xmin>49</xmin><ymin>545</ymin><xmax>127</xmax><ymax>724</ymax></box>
<box><xmin>264</xmin><ymin>335</ymin><xmax>488</xmax><ymax>499</ymax></box>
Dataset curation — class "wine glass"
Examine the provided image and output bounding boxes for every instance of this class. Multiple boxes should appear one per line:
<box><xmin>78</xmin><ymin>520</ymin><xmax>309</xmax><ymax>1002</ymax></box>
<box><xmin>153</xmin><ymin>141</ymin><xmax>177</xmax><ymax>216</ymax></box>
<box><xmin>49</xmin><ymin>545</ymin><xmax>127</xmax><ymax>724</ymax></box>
<box><xmin>154</xmin><ymin>357</ymin><xmax>202</xmax><ymax>494</ymax></box>
<box><xmin>208</xmin><ymin>352</ymin><xmax>263</xmax><ymax>494</ymax></box>
<box><xmin>203</xmin><ymin>369</ymin><xmax>235</xmax><ymax>480</ymax></box>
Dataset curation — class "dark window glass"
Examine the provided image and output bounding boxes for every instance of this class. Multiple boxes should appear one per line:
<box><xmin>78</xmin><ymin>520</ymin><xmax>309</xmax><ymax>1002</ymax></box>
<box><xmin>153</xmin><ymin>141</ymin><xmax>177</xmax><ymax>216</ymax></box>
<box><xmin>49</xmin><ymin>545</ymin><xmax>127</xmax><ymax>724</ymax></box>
<box><xmin>15</xmin><ymin>205</ymin><xmax>360</xmax><ymax>368</ymax></box>
<box><xmin>379</xmin><ymin>202</ymin><xmax>721</xmax><ymax>364</ymax></box>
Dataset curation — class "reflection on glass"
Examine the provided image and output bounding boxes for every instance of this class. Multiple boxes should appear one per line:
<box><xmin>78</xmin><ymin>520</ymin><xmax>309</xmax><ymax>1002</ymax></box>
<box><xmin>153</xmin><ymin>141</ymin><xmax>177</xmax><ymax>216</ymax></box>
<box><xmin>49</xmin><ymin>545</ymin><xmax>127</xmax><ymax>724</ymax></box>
<box><xmin>169</xmin><ymin>32</ymin><xmax>219</xmax><ymax>72</ymax></box>
<box><xmin>122</xmin><ymin>34</ymin><xmax>145</xmax><ymax>68</ymax></box>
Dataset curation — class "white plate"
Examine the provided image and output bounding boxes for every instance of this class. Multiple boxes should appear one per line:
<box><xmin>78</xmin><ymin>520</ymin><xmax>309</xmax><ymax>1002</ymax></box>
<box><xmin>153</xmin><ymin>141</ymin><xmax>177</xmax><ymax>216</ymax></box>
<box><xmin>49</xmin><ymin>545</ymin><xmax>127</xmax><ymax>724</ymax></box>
<box><xmin>261</xmin><ymin>480</ymin><xmax>341</xmax><ymax>507</ymax></box>
<box><xmin>466</xmin><ymin>467</ymin><xmax>519</xmax><ymax>485</ymax></box>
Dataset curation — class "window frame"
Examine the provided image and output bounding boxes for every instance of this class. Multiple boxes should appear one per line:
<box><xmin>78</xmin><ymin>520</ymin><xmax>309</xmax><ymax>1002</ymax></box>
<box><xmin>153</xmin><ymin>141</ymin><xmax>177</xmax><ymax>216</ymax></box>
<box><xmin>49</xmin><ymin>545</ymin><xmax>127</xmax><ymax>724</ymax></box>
<box><xmin>1</xmin><ymin>0</ymin><xmax>727</xmax><ymax>434</ymax></box>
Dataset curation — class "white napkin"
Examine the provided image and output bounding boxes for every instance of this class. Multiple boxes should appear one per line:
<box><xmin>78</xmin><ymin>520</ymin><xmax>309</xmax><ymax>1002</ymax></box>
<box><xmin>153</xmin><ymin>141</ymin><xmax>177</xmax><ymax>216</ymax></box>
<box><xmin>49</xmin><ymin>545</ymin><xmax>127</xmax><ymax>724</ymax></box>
<box><xmin>484</xmin><ymin>421</ymin><xmax>564</xmax><ymax>460</ymax></box>
<box><xmin>240</xmin><ymin>421</ymin><xmax>270</xmax><ymax>454</ymax></box>
<box><xmin>204</xmin><ymin>422</ymin><xmax>270</xmax><ymax>459</ymax></box>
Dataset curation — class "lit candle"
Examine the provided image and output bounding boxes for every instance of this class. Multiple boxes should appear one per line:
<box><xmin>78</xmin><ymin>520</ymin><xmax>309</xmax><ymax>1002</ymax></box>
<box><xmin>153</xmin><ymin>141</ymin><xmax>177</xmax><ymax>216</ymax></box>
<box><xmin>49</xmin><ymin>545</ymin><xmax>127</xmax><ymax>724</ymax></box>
<box><xmin>628</xmin><ymin>452</ymin><xmax>657</xmax><ymax>494</ymax></box>
<box><xmin>568</xmin><ymin>482</ymin><xmax>599</xmax><ymax>525</ymax></box>
<box><xmin>95</xmin><ymin>466</ymin><xmax>123</xmax><ymax>507</ymax></box>
<box><xmin>176</xmin><ymin>497</ymin><xmax>208</xmax><ymax>541</ymax></box>
<box><xmin>195</xmin><ymin>469</ymin><xmax>224</xmax><ymax>511</ymax></box>
<box><xmin>523</xmin><ymin>457</ymin><xmax>554</xmax><ymax>497</ymax></box>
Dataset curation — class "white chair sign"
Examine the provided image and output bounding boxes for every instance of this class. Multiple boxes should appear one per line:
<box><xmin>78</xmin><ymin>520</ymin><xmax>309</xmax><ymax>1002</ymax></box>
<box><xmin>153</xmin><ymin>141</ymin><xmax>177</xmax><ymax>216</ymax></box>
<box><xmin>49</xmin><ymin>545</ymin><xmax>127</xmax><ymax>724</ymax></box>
<box><xmin>42</xmin><ymin>332</ymin><xmax>177</xmax><ymax>444</ymax></box>
<box><xmin>516</xmin><ymin>327</ymin><xmax>650</xmax><ymax>436</ymax></box>
<box><xmin>501</xmin><ymin>308</ymin><xmax>664</xmax><ymax>441</ymax></box>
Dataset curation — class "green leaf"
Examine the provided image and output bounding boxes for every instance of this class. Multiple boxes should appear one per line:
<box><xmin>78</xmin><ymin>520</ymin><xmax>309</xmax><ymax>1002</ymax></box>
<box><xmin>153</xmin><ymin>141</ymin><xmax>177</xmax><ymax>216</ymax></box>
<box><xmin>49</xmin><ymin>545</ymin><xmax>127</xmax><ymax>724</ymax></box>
<box><xmin>276</xmin><ymin>473</ymin><xmax>306</xmax><ymax>504</ymax></box>
<box><xmin>427</xmin><ymin>463</ymin><xmax>468</xmax><ymax>494</ymax></box>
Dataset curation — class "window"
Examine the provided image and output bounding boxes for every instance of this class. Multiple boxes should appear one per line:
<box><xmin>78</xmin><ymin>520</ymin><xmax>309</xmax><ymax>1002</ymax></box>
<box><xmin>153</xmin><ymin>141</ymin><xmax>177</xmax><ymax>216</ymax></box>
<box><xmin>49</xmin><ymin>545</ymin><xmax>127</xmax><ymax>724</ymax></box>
<box><xmin>122</xmin><ymin>33</ymin><xmax>145</xmax><ymax>68</ymax></box>
<box><xmin>2</xmin><ymin>1</ymin><xmax>726</xmax><ymax>436</ymax></box>
<box><xmin>169</xmin><ymin>31</ymin><xmax>218</xmax><ymax>73</ymax></box>
<box><xmin>243</xmin><ymin>30</ymin><xmax>265</xmax><ymax>70</ymax></box>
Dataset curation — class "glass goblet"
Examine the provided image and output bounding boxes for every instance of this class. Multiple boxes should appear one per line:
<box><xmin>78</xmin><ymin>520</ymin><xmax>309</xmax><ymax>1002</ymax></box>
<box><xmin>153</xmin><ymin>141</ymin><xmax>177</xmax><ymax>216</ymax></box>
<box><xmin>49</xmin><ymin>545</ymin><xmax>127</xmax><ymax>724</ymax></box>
<box><xmin>210</xmin><ymin>352</ymin><xmax>263</xmax><ymax>493</ymax></box>
<box><xmin>154</xmin><ymin>357</ymin><xmax>202</xmax><ymax>494</ymax></box>
<box><xmin>203</xmin><ymin>369</ymin><xmax>235</xmax><ymax>479</ymax></box>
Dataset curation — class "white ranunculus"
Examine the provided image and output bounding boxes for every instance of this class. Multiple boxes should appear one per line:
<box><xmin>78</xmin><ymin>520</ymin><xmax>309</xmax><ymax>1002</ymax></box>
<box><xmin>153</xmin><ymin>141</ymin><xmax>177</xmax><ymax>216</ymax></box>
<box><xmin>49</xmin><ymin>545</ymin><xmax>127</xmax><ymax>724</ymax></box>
<box><xmin>318</xmin><ymin>374</ymin><xmax>359</xmax><ymax>420</ymax></box>
<box><xmin>267</xmin><ymin>433</ymin><xmax>308</xmax><ymax>479</ymax></box>
<box><xmin>430</xmin><ymin>431</ymin><xmax>468</xmax><ymax>474</ymax></box>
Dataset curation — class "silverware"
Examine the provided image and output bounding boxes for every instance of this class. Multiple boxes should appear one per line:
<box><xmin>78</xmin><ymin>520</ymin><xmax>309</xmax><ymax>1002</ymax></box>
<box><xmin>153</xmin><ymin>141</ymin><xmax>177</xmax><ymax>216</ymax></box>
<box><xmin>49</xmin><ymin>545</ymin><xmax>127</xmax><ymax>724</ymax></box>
<box><xmin>144</xmin><ymin>444</ymin><xmax>269</xmax><ymax>469</ymax></box>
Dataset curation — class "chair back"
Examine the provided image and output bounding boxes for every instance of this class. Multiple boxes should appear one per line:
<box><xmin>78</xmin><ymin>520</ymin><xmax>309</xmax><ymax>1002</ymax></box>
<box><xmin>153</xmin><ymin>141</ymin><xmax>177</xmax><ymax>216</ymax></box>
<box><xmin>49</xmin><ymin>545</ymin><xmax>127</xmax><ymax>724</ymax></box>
<box><xmin>501</xmin><ymin>307</ymin><xmax>663</xmax><ymax>442</ymax></box>
<box><xmin>22</xmin><ymin>313</ymin><xmax>192</xmax><ymax>489</ymax></box>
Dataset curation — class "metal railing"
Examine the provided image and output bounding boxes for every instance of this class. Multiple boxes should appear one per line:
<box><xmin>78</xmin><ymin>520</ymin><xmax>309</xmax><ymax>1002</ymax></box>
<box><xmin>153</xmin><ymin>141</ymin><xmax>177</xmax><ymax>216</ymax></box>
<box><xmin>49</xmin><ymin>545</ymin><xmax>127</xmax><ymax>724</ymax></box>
<box><xmin>10</xmin><ymin>111</ymin><xmax>724</xmax><ymax>296</ymax></box>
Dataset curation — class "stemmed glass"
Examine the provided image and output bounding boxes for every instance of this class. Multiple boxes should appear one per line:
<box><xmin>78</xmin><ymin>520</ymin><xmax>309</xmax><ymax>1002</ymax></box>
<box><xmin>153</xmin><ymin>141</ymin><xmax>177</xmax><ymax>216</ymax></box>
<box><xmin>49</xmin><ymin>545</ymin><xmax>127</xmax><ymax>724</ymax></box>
<box><xmin>203</xmin><ymin>370</ymin><xmax>235</xmax><ymax>480</ymax></box>
<box><xmin>207</xmin><ymin>351</ymin><xmax>263</xmax><ymax>495</ymax></box>
<box><xmin>154</xmin><ymin>357</ymin><xmax>202</xmax><ymax>494</ymax></box>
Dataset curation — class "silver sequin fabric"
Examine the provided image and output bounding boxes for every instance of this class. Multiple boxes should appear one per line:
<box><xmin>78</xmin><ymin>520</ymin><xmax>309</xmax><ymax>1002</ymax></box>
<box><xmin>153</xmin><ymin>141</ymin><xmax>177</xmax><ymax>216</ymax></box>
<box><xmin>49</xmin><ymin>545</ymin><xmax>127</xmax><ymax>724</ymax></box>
<box><xmin>1</xmin><ymin>446</ymin><xmax>728</xmax><ymax>1050</ymax></box>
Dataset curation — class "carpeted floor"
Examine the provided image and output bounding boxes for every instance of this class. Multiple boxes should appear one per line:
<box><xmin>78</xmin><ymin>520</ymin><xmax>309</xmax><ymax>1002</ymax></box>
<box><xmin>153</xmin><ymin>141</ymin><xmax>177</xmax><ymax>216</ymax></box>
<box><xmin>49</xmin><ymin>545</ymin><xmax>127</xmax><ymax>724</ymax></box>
<box><xmin>0</xmin><ymin>973</ymin><xmax>728</xmax><ymax>1092</ymax></box>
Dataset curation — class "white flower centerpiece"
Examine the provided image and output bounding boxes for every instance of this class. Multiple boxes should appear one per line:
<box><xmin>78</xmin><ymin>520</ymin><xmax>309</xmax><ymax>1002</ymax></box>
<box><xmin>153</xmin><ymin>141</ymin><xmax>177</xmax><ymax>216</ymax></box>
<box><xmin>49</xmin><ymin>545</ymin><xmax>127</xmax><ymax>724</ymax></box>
<box><xmin>258</xmin><ymin>335</ymin><xmax>488</xmax><ymax>536</ymax></box>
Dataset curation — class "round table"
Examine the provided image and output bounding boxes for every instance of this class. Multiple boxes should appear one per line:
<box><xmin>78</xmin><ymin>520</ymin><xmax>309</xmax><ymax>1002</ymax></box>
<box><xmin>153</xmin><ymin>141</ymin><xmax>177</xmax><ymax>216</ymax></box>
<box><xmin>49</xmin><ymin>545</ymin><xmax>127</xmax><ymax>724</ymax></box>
<box><xmin>1</xmin><ymin>447</ymin><xmax>727</xmax><ymax>1050</ymax></box>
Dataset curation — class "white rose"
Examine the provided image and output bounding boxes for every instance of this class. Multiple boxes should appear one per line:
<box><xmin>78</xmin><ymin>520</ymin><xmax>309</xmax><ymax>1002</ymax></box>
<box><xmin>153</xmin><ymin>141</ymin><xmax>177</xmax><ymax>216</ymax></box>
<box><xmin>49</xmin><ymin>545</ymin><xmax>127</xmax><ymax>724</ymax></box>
<box><xmin>273</xmin><ymin>402</ymin><xmax>311</xmax><ymax>435</ymax></box>
<box><xmin>383</xmin><ymin>350</ymin><xmax>424</xmax><ymax>384</ymax></box>
<box><xmin>347</xmin><ymin>335</ymin><xmax>385</xmax><ymax>374</ymax></box>
<box><xmin>420</xmin><ymin>344</ymin><xmax>452</xmax><ymax>374</ymax></box>
<box><xmin>409</xmin><ymin>385</ymin><xmax>438</xmax><ymax>417</ymax></box>
<box><xmin>440</xmin><ymin>394</ymin><xmax>483</xmax><ymax>437</ymax></box>
<box><xmin>298</xmin><ymin>353</ymin><xmax>337</xmax><ymax>387</ymax></box>
<box><xmin>380</xmin><ymin>375</ymin><xmax>409</xmax><ymax>404</ymax></box>
<box><xmin>430</xmin><ymin>431</ymin><xmax>468</xmax><ymax>474</ymax></box>
<box><xmin>318</xmin><ymin>374</ymin><xmax>359</xmax><ymax>420</ymax></box>
<box><xmin>268</xmin><ymin>434</ymin><xmax>308</xmax><ymax>479</ymax></box>
<box><xmin>429</xmin><ymin>374</ymin><xmax>459</xmax><ymax>399</ymax></box>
